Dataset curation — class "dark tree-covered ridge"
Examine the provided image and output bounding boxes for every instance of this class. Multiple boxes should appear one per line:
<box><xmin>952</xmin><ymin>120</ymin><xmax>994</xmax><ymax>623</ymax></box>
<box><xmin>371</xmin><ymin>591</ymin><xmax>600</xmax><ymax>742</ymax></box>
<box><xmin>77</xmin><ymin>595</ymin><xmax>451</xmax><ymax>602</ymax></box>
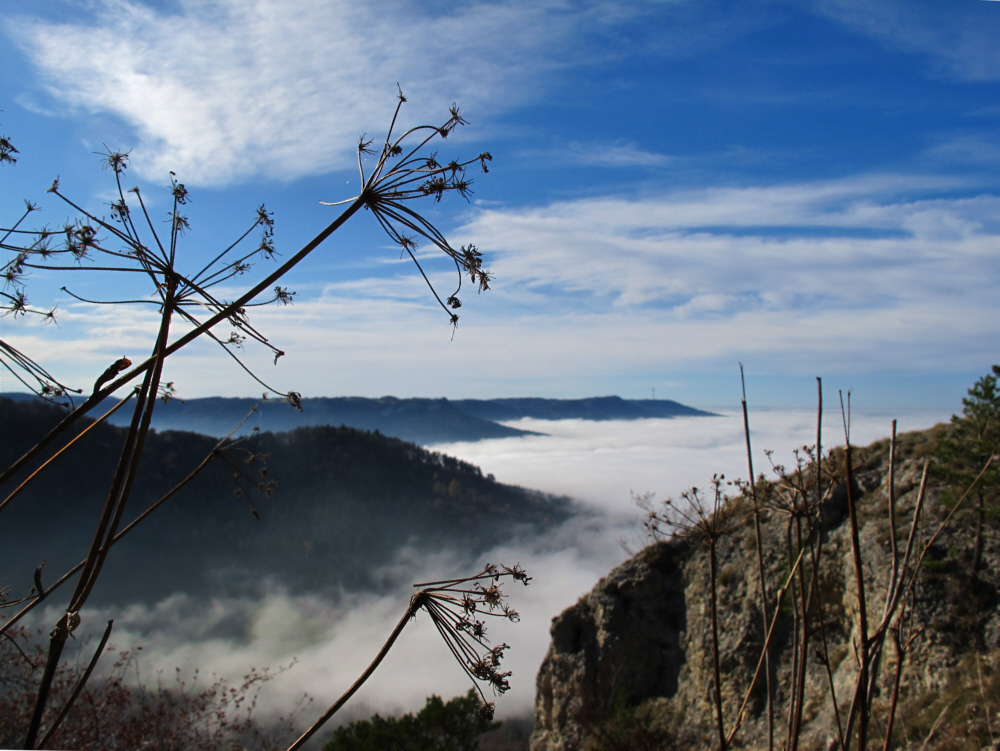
<box><xmin>0</xmin><ymin>396</ymin><xmax>573</xmax><ymax>604</ymax></box>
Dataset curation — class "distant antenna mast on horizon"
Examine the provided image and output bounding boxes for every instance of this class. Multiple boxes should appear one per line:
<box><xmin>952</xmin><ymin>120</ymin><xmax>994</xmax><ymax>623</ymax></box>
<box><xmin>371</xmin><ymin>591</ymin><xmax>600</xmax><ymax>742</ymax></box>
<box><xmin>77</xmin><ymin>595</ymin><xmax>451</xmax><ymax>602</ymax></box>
<box><xmin>652</xmin><ymin>387</ymin><xmax>656</xmax><ymax>400</ymax></box>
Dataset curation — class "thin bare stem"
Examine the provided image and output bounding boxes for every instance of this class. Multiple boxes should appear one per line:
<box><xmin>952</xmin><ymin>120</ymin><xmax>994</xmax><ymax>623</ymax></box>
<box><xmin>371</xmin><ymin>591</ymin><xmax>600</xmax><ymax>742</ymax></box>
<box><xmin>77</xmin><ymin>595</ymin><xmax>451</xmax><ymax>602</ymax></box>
<box><xmin>843</xmin><ymin>442</ymin><xmax>870</xmax><ymax>751</ymax></box>
<box><xmin>284</xmin><ymin>593</ymin><xmax>426</xmax><ymax>751</ymax></box>
<box><xmin>740</xmin><ymin>364</ymin><xmax>773</xmax><ymax>751</ymax></box>
<box><xmin>709</xmin><ymin>538</ymin><xmax>726</xmax><ymax>751</ymax></box>
<box><xmin>24</xmin><ymin>278</ymin><xmax>174</xmax><ymax>748</ymax></box>
<box><xmin>789</xmin><ymin>515</ymin><xmax>810</xmax><ymax>751</ymax></box>
<box><xmin>0</xmin><ymin>412</ymin><xmax>255</xmax><ymax>637</ymax></box>
<box><xmin>0</xmin><ymin>390</ymin><xmax>135</xmax><ymax>514</ymax></box>
<box><xmin>37</xmin><ymin>619</ymin><xmax>114</xmax><ymax>749</ymax></box>
<box><xmin>885</xmin><ymin>420</ymin><xmax>900</xmax><ymax>614</ymax></box>
<box><xmin>880</xmin><ymin>628</ymin><xmax>905</xmax><ymax>751</ymax></box>
<box><xmin>0</xmin><ymin>197</ymin><xmax>365</xmax><ymax>492</ymax></box>
<box><xmin>918</xmin><ymin>699</ymin><xmax>955</xmax><ymax>751</ymax></box>
<box><xmin>810</xmin><ymin>377</ymin><xmax>845</xmax><ymax>747</ymax></box>
<box><xmin>727</xmin><ymin>545</ymin><xmax>807</xmax><ymax>746</ymax></box>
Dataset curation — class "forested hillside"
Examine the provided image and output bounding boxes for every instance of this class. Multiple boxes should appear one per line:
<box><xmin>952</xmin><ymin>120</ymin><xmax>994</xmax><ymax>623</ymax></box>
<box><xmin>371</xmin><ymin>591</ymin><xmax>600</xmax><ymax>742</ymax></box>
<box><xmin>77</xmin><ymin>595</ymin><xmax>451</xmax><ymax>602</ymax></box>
<box><xmin>0</xmin><ymin>396</ymin><xmax>572</xmax><ymax>605</ymax></box>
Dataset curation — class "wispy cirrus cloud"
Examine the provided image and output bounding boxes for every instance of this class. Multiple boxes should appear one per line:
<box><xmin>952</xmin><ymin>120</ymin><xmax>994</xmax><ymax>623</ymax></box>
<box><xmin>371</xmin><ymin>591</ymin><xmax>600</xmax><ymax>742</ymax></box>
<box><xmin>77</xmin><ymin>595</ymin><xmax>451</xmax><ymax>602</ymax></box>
<box><xmin>924</xmin><ymin>133</ymin><xmax>1000</xmax><ymax>166</ymax></box>
<box><xmin>534</xmin><ymin>140</ymin><xmax>674</xmax><ymax>168</ymax></box>
<box><xmin>5</xmin><ymin>0</ymin><xmax>577</xmax><ymax>185</ymax></box>
<box><xmin>460</xmin><ymin>174</ymin><xmax>1000</xmax><ymax>311</ymax></box>
<box><xmin>812</xmin><ymin>0</ymin><xmax>1000</xmax><ymax>81</ymax></box>
<box><xmin>2</xmin><ymin>0</ymin><xmax>823</xmax><ymax>188</ymax></box>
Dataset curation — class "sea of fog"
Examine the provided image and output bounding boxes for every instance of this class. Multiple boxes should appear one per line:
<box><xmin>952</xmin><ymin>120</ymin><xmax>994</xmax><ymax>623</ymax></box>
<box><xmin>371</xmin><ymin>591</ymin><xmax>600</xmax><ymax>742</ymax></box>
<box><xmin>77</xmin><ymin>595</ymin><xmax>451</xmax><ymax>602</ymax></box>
<box><xmin>29</xmin><ymin>406</ymin><xmax>953</xmax><ymax>741</ymax></box>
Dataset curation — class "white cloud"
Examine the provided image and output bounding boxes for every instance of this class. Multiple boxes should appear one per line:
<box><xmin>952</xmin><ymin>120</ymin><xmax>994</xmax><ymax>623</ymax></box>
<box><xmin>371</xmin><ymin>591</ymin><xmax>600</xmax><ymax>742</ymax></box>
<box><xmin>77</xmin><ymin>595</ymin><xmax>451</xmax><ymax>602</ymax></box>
<box><xmin>537</xmin><ymin>140</ymin><xmax>674</xmax><ymax>168</ymax></box>
<box><xmin>430</xmin><ymin>408</ymin><xmax>950</xmax><ymax>515</ymax></box>
<box><xmin>925</xmin><ymin>134</ymin><xmax>1000</xmax><ymax>166</ymax></box>
<box><xmin>1</xmin><ymin>0</ymin><xmax>831</xmax><ymax>188</ymax></box>
<box><xmin>33</xmin><ymin>515</ymin><xmax>631</xmax><ymax>728</ymax></box>
<box><xmin>4</xmin><ymin>173</ymin><xmax>998</xmax><ymax>402</ymax></box>
<box><xmin>459</xmin><ymin>176</ymin><xmax>1000</xmax><ymax>318</ymax></box>
<box><xmin>5</xmin><ymin>0</ymin><xmax>574</xmax><ymax>185</ymax></box>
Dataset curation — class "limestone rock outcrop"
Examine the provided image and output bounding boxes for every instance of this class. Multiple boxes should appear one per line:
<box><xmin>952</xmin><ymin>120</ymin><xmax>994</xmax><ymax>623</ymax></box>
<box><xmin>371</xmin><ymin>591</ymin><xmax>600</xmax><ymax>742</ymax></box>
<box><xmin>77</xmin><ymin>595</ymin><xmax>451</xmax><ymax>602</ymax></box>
<box><xmin>531</xmin><ymin>427</ymin><xmax>1000</xmax><ymax>750</ymax></box>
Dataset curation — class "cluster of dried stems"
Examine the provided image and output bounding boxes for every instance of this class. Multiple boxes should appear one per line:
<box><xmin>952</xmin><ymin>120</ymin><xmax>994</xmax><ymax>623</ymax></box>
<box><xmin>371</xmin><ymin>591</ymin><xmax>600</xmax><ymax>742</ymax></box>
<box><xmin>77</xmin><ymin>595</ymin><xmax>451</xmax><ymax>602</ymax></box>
<box><xmin>0</xmin><ymin>93</ymin><xmax>528</xmax><ymax>749</ymax></box>
<box><xmin>641</xmin><ymin>370</ymin><xmax>995</xmax><ymax>750</ymax></box>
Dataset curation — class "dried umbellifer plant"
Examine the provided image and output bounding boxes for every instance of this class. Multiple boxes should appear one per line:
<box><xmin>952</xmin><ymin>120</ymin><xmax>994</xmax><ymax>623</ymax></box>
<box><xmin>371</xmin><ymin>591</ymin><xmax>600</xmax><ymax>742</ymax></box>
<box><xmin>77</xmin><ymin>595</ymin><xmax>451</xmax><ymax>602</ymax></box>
<box><xmin>0</xmin><ymin>90</ymin><xmax>521</xmax><ymax>750</ymax></box>
<box><xmin>285</xmin><ymin>563</ymin><xmax>531</xmax><ymax>751</ymax></box>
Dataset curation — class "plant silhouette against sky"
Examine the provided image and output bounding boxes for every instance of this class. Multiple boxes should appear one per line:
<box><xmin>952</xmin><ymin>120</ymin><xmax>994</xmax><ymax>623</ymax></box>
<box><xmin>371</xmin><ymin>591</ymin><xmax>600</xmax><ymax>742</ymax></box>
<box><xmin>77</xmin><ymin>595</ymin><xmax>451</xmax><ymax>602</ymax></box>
<box><xmin>0</xmin><ymin>92</ymin><xmax>523</xmax><ymax>750</ymax></box>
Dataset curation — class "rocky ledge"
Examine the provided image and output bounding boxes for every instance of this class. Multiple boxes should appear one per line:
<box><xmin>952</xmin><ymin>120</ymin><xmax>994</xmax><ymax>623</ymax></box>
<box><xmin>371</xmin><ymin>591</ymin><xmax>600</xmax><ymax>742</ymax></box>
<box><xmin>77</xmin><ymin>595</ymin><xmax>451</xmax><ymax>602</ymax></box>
<box><xmin>531</xmin><ymin>425</ymin><xmax>1000</xmax><ymax>750</ymax></box>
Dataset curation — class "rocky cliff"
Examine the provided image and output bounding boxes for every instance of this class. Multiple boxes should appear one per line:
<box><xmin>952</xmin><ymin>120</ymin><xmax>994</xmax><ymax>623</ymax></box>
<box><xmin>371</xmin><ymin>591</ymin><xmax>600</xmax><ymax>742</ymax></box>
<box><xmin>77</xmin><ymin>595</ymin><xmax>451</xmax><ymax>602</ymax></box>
<box><xmin>531</xmin><ymin>425</ymin><xmax>1000</xmax><ymax>750</ymax></box>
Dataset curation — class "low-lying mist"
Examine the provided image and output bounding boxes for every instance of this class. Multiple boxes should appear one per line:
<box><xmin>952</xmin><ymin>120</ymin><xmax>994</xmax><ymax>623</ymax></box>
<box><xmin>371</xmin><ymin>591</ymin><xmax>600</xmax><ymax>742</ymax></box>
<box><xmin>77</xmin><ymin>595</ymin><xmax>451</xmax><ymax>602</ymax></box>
<box><xmin>430</xmin><ymin>407</ymin><xmax>951</xmax><ymax>520</ymax></box>
<box><xmin>23</xmin><ymin>407</ymin><xmax>951</xmax><ymax>744</ymax></box>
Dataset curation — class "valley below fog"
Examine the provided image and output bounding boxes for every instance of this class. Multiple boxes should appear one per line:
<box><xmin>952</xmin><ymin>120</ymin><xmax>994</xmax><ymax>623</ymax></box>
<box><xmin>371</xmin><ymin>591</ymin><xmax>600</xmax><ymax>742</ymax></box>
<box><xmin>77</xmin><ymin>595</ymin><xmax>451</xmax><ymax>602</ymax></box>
<box><xmin>13</xmin><ymin>405</ymin><xmax>953</xmax><ymax>740</ymax></box>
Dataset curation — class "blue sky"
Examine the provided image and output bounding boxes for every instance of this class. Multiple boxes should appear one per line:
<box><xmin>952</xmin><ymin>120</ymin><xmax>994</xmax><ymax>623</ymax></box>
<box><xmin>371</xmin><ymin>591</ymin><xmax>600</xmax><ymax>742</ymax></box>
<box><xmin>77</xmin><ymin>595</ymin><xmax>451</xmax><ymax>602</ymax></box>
<box><xmin>1</xmin><ymin>0</ymin><xmax>999</xmax><ymax>410</ymax></box>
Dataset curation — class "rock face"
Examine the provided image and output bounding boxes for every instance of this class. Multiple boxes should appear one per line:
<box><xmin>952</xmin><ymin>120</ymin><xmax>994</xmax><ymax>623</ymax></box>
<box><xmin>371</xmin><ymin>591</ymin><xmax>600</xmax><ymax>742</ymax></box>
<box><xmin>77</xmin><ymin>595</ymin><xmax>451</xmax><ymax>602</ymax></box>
<box><xmin>531</xmin><ymin>427</ymin><xmax>1000</xmax><ymax>750</ymax></box>
<box><xmin>533</xmin><ymin>542</ymin><xmax>689</xmax><ymax>751</ymax></box>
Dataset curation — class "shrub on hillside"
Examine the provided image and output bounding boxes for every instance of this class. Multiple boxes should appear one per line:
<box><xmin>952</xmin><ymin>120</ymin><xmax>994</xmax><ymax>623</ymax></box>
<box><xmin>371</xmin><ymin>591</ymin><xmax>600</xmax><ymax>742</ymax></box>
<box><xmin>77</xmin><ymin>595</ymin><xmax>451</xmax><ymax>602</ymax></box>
<box><xmin>323</xmin><ymin>689</ymin><xmax>499</xmax><ymax>751</ymax></box>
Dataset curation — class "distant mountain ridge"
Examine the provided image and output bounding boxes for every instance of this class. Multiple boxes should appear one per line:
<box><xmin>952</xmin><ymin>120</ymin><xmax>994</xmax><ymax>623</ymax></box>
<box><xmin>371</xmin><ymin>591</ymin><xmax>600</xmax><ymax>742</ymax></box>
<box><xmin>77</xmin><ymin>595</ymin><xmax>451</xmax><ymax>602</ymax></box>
<box><xmin>453</xmin><ymin>396</ymin><xmax>714</xmax><ymax>422</ymax></box>
<box><xmin>0</xmin><ymin>393</ymin><xmax>716</xmax><ymax>445</ymax></box>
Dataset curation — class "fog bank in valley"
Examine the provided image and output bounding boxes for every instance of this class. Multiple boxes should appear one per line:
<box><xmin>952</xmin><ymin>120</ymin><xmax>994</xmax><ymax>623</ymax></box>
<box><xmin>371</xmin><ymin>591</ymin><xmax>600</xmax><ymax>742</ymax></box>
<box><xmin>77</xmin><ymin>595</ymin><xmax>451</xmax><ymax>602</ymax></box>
<box><xmin>28</xmin><ymin>407</ymin><xmax>952</xmax><ymax>741</ymax></box>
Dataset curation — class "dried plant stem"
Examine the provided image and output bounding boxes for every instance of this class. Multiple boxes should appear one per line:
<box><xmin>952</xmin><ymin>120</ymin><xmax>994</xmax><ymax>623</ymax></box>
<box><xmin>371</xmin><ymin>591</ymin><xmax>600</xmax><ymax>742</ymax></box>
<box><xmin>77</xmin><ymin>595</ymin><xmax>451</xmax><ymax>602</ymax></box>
<box><xmin>866</xmin><ymin>423</ymin><xmax>901</xmax><ymax>720</ymax></box>
<box><xmin>740</xmin><ymin>364</ymin><xmax>773</xmax><ymax>751</ymax></box>
<box><xmin>0</xmin><ymin>418</ymin><xmax>246</xmax><ymax>638</ymax></box>
<box><xmin>0</xmin><ymin>391</ymin><xmax>135</xmax><ymax>514</ymax></box>
<box><xmin>0</xmin><ymin>391</ymin><xmax>107</xmax><ymax>491</ymax></box>
<box><xmin>810</xmin><ymin>535</ymin><xmax>845</xmax><ymax>750</ymax></box>
<box><xmin>809</xmin><ymin>377</ymin><xmax>846</xmax><ymax>749</ymax></box>
<box><xmin>883</xmin><ymin>464</ymin><xmax>929</xmax><ymax>625</ymax></box>
<box><xmin>285</xmin><ymin>593</ymin><xmax>426</xmax><ymax>751</ymax></box>
<box><xmin>788</xmin><ymin>516</ymin><xmax>810</xmax><ymax>751</ymax></box>
<box><xmin>881</xmin><ymin>628</ymin><xmax>907</xmax><ymax>751</ymax></box>
<box><xmin>839</xmin><ymin>440</ymin><xmax>871</xmax><ymax>751</ymax></box>
<box><xmin>0</xmin><ymin>197</ymin><xmax>366</xmax><ymax>493</ymax></box>
<box><xmin>783</xmin><ymin>523</ymin><xmax>801</xmax><ymax>748</ymax></box>
<box><xmin>708</xmin><ymin>537</ymin><xmax>726</xmax><ymax>751</ymax></box>
<box><xmin>24</xmin><ymin>281</ymin><xmax>174</xmax><ymax>748</ymax></box>
<box><xmin>727</xmin><ymin>545</ymin><xmax>807</xmax><ymax>746</ymax></box>
<box><xmin>23</xmin><ymin>612</ymin><xmax>72</xmax><ymax>748</ymax></box>
<box><xmin>918</xmin><ymin>699</ymin><xmax>955</xmax><ymax>751</ymax></box>
<box><xmin>910</xmin><ymin>455</ymin><xmax>994</xmax><ymax>583</ymax></box>
<box><xmin>37</xmin><ymin>619</ymin><xmax>114</xmax><ymax>749</ymax></box>
<box><xmin>857</xmin><ymin>464</ymin><xmax>929</xmax><ymax>739</ymax></box>
<box><xmin>815</xmin><ymin>378</ymin><xmax>823</xmax><ymax>536</ymax></box>
<box><xmin>885</xmin><ymin>421</ymin><xmax>900</xmax><ymax>610</ymax></box>
<box><xmin>3</xmin><ymin>99</ymin><xmax>499</xmax><ymax>749</ymax></box>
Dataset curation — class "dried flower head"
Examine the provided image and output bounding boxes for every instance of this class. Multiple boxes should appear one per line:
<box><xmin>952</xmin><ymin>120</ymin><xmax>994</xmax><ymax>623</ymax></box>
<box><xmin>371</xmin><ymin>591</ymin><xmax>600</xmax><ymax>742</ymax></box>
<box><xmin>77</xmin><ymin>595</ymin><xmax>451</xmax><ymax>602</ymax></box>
<box><xmin>320</xmin><ymin>89</ymin><xmax>493</xmax><ymax>330</ymax></box>
<box><xmin>643</xmin><ymin>473</ymin><xmax>748</xmax><ymax>543</ymax></box>
<box><xmin>412</xmin><ymin>563</ymin><xmax>530</xmax><ymax>713</ymax></box>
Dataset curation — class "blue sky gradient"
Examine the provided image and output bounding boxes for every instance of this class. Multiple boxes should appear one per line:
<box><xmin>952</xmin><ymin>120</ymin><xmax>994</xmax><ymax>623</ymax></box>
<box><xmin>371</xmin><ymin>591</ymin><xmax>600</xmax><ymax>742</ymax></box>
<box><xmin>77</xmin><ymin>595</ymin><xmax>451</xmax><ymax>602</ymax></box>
<box><xmin>2</xmin><ymin>0</ymin><xmax>999</xmax><ymax>410</ymax></box>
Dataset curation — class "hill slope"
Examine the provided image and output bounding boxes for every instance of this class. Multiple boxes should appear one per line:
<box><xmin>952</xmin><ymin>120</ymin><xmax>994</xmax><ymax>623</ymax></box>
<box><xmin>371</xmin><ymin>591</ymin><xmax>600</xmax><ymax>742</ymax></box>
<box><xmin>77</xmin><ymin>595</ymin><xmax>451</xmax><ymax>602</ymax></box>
<box><xmin>0</xmin><ymin>396</ymin><xmax>572</xmax><ymax>605</ymax></box>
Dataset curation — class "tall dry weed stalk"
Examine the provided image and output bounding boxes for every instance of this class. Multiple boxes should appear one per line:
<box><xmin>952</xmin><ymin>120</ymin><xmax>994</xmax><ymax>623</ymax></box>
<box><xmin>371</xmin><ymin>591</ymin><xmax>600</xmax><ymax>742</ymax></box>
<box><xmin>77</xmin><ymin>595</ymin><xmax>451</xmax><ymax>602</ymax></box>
<box><xmin>0</xmin><ymin>92</ymin><xmax>527</xmax><ymax>749</ymax></box>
